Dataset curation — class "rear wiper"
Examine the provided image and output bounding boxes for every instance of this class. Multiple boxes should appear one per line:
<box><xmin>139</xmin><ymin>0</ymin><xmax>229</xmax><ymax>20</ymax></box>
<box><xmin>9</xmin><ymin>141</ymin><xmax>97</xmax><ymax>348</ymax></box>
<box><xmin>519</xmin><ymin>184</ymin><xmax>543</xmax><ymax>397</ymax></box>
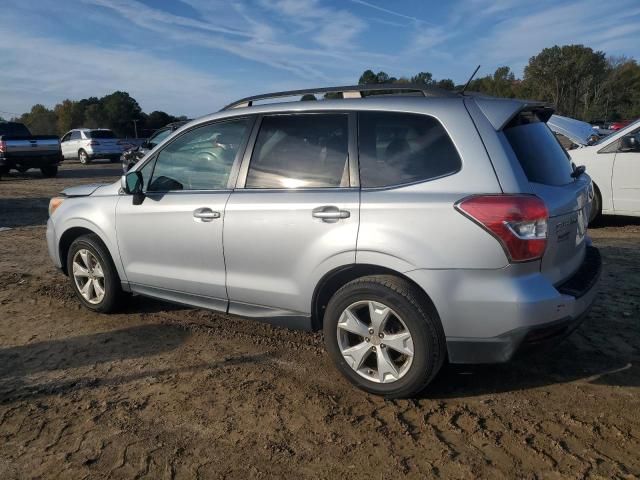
<box><xmin>571</xmin><ymin>165</ymin><xmax>586</xmax><ymax>179</ymax></box>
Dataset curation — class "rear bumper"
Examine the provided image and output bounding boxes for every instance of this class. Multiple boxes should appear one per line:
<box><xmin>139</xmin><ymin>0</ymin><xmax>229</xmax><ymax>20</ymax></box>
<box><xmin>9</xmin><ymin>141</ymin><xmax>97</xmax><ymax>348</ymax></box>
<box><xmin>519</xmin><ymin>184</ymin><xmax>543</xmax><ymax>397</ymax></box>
<box><xmin>406</xmin><ymin>246</ymin><xmax>602</xmax><ymax>364</ymax></box>
<box><xmin>86</xmin><ymin>148</ymin><xmax>123</xmax><ymax>159</ymax></box>
<box><xmin>0</xmin><ymin>153</ymin><xmax>63</xmax><ymax>168</ymax></box>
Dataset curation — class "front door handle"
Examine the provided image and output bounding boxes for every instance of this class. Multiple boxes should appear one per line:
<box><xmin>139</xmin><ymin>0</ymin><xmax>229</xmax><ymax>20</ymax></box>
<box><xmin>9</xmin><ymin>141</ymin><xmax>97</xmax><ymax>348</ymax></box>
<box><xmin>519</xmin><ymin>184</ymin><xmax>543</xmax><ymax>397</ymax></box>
<box><xmin>193</xmin><ymin>207</ymin><xmax>220</xmax><ymax>222</ymax></box>
<box><xmin>312</xmin><ymin>205</ymin><xmax>350</xmax><ymax>223</ymax></box>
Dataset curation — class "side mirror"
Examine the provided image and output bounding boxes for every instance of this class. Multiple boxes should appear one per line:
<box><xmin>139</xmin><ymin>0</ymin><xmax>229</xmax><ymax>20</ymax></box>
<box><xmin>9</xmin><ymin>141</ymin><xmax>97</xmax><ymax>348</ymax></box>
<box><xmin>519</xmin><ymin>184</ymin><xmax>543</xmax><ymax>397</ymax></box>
<box><xmin>620</xmin><ymin>134</ymin><xmax>639</xmax><ymax>152</ymax></box>
<box><xmin>121</xmin><ymin>170</ymin><xmax>143</xmax><ymax>194</ymax></box>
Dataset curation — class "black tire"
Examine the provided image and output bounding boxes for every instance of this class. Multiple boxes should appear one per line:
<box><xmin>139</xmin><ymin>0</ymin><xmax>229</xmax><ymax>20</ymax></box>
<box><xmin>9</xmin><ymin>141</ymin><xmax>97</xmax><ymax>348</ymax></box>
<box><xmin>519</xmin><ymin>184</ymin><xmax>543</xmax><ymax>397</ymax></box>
<box><xmin>0</xmin><ymin>165</ymin><xmax>9</xmax><ymax>176</ymax></box>
<box><xmin>78</xmin><ymin>149</ymin><xmax>90</xmax><ymax>164</ymax></box>
<box><xmin>66</xmin><ymin>234</ymin><xmax>124</xmax><ymax>313</ymax></box>
<box><xmin>109</xmin><ymin>157</ymin><xmax>119</xmax><ymax>163</ymax></box>
<box><xmin>589</xmin><ymin>187</ymin><xmax>602</xmax><ymax>225</ymax></box>
<box><xmin>40</xmin><ymin>165</ymin><xmax>58</xmax><ymax>178</ymax></box>
<box><xmin>323</xmin><ymin>275</ymin><xmax>446</xmax><ymax>398</ymax></box>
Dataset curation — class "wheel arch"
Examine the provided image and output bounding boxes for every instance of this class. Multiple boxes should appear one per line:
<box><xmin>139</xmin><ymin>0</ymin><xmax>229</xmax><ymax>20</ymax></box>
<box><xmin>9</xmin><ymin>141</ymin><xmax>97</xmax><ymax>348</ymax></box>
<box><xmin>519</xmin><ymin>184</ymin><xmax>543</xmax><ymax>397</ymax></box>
<box><xmin>311</xmin><ymin>264</ymin><xmax>438</xmax><ymax>331</ymax></box>
<box><xmin>58</xmin><ymin>226</ymin><xmax>118</xmax><ymax>278</ymax></box>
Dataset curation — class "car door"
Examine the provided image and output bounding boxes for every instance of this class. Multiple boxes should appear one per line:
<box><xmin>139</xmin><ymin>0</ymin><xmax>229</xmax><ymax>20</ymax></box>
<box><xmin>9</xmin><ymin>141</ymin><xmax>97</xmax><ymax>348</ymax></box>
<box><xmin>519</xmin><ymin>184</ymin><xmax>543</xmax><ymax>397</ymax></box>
<box><xmin>69</xmin><ymin>130</ymin><xmax>82</xmax><ymax>158</ymax></box>
<box><xmin>612</xmin><ymin>126</ymin><xmax>640</xmax><ymax>214</ymax></box>
<box><xmin>115</xmin><ymin>117</ymin><xmax>254</xmax><ymax>311</ymax></box>
<box><xmin>224</xmin><ymin>113</ymin><xmax>360</xmax><ymax>326</ymax></box>
<box><xmin>60</xmin><ymin>132</ymin><xmax>73</xmax><ymax>158</ymax></box>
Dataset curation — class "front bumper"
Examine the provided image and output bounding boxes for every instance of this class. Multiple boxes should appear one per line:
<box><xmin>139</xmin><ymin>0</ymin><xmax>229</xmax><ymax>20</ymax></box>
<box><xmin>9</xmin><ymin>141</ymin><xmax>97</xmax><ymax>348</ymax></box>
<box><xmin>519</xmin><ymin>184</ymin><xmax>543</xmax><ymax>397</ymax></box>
<box><xmin>46</xmin><ymin>218</ymin><xmax>62</xmax><ymax>269</ymax></box>
<box><xmin>446</xmin><ymin>246</ymin><xmax>601</xmax><ymax>363</ymax></box>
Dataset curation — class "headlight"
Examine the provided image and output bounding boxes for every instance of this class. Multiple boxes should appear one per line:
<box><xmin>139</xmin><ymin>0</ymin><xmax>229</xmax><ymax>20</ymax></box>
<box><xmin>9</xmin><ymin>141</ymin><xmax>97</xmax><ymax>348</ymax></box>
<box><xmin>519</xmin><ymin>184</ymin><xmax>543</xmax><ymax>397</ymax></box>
<box><xmin>48</xmin><ymin>197</ymin><xmax>65</xmax><ymax>216</ymax></box>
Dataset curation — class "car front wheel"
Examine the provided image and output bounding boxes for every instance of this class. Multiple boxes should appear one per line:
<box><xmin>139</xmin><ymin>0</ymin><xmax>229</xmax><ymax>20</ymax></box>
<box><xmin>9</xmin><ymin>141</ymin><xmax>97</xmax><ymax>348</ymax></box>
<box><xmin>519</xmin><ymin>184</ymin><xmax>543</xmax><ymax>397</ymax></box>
<box><xmin>67</xmin><ymin>234</ymin><xmax>123</xmax><ymax>313</ymax></box>
<box><xmin>324</xmin><ymin>275</ymin><xmax>446</xmax><ymax>398</ymax></box>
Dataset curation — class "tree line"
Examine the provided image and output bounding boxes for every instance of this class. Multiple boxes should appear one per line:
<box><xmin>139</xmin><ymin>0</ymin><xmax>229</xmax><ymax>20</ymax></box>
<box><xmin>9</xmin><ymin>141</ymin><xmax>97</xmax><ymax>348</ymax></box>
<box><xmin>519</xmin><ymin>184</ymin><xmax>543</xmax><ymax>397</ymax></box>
<box><xmin>7</xmin><ymin>91</ymin><xmax>187</xmax><ymax>138</ymax></box>
<box><xmin>357</xmin><ymin>44</ymin><xmax>640</xmax><ymax>122</ymax></box>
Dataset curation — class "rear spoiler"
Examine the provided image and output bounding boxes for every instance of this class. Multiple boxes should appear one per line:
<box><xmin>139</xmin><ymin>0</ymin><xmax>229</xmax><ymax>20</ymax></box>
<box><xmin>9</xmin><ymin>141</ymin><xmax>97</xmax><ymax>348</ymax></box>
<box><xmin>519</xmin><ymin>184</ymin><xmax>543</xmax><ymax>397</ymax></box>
<box><xmin>468</xmin><ymin>95</ymin><xmax>554</xmax><ymax>131</ymax></box>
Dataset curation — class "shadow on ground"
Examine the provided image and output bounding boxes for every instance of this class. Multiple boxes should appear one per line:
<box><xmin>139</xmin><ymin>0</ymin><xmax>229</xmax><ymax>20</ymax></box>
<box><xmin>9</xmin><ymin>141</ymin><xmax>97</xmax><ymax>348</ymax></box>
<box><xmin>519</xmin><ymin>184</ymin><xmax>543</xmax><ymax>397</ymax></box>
<box><xmin>0</xmin><ymin>197</ymin><xmax>50</xmax><ymax>227</ymax></box>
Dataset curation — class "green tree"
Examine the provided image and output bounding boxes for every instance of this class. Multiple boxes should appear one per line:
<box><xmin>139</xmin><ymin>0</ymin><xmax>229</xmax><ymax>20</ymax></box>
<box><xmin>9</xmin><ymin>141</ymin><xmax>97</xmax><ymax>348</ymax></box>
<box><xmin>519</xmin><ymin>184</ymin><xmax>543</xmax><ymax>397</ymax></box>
<box><xmin>435</xmin><ymin>79</ymin><xmax>455</xmax><ymax>90</ymax></box>
<box><xmin>411</xmin><ymin>72</ymin><xmax>434</xmax><ymax>86</ymax></box>
<box><xmin>144</xmin><ymin>110</ymin><xmax>176</xmax><ymax>130</ymax></box>
<box><xmin>300</xmin><ymin>94</ymin><xmax>317</xmax><ymax>101</ymax></box>
<box><xmin>83</xmin><ymin>103</ymin><xmax>107</xmax><ymax>129</ymax></box>
<box><xmin>19</xmin><ymin>104</ymin><xmax>57</xmax><ymax>135</ymax></box>
<box><xmin>358</xmin><ymin>69</ymin><xmax>378</xmax><ymax>84</ymax></box>
<box><xmin>55</xmin><ymin>99</ymin><xmax>85</xmax><ymax>135</ymax></box>
<box><xmin>100</xmin><ymin>91</ymin><xmax>142</xmax><ymax>137</ymax></box>
<box><xmin>523</xmin><ymin>45</ymin><xmax>608</xmax><ymax>118</ymax></box>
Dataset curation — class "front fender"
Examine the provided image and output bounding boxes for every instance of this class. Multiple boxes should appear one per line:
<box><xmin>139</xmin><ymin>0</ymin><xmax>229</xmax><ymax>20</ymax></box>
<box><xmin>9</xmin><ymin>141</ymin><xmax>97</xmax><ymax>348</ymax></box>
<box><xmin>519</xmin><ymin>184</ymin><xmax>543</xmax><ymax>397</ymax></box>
<box><xmin>51</xmin><ymin>195</ymin><xmax>127</xmax><ymax>282</ymax></box>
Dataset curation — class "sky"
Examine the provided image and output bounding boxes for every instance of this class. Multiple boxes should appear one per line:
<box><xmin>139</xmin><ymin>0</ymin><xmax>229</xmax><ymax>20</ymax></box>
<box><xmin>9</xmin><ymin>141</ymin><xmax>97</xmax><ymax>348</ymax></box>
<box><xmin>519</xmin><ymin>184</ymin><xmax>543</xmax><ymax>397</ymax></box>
<box><xmin>1</xmin><ymin>0</ymin><xmax>639</xmax><ymax>118</ymax></box>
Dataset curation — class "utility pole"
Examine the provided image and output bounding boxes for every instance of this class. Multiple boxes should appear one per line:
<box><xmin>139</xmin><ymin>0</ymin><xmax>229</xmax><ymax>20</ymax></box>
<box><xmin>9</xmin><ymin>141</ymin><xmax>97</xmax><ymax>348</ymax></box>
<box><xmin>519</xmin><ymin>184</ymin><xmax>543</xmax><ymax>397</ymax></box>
<box><xmin>132</xmin><ymin>119</ymin><xmax>139</xmax><ymax>138</ymax></box>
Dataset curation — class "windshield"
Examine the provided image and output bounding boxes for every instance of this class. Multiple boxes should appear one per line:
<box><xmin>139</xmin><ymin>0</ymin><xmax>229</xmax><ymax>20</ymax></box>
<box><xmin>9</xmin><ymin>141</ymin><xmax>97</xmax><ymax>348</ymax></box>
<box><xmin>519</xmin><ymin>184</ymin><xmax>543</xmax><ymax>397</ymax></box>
<box><xmin>87</xmin><ymin>130</ymin><xmax>116</xmax><ymax>139</ymax></box>
<box><xmin>149</xmin><ymin>129</ymin><xmax>172</xmax><ymax>148</ymax></box>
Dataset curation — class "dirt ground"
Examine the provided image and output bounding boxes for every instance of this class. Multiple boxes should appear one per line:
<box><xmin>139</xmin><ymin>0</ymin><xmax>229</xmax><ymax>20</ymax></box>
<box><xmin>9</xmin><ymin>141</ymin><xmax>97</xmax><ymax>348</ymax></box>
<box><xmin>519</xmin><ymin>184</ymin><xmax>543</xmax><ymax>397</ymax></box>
<box><xmin>0</xmin><ymin>162</ymin><xmax>639</xmax><ymax>479</ymax></box>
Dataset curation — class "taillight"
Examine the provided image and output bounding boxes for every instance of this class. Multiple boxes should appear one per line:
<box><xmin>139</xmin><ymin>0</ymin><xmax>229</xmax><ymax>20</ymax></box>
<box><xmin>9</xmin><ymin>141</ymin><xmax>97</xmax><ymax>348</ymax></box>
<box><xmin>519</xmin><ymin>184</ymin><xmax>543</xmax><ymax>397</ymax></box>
<box><xmin>0</xmin><ymin>140</ymin><xmax>6</xmax><ymax>153</ymax></box>
<box><xmin>455</xmin><ymin>194</ymin><xmax>548</xmax><ymax>262</ymax></box>
<box><xmin>88</xmin><ymin>140</ymin><xmax>100</xmax><ymax>146</ymax></box>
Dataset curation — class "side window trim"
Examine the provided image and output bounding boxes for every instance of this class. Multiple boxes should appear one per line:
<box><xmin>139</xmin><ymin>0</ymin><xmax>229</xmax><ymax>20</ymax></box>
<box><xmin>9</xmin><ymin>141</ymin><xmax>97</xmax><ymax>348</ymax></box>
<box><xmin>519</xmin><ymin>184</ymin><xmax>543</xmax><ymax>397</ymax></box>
<box><xmin>234</xmin><ymin>111</ymin><xmax>357</xmax><ymax>190</ymax></box>
<box><xmin>137</xmin><ymin>115</ymin><xmax>256</xmax><ymax>193</ymax></box>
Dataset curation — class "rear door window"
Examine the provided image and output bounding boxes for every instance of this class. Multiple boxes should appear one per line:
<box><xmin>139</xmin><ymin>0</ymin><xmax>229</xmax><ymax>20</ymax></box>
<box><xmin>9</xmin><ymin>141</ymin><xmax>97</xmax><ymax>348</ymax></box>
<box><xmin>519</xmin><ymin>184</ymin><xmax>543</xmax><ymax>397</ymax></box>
<box><xmin>358</xmin><ymin>112</ymin><xmax>461</xmax><ymax>188</ymax></box>
<box><xmin>504</xmin><ymin>112</ymin><xmax>574</xmax><ymax>186</ymax></box>
<box><xmin>245</xmin><ymin>114</ymin><xmax>349</xmax><ymax>189</ymax></box>
<box><xmin>70</xmin><ymin>131</ymin><xmax>82</xmax><ymax>140</ymax></box>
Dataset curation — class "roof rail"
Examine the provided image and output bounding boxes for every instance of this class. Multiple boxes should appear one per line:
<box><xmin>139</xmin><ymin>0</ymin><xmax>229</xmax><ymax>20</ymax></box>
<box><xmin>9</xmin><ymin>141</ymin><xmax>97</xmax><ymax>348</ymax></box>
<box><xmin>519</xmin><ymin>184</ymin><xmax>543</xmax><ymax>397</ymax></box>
<box><xmin>220</xmin><ymin>84</ymin><xmax>458</xmax><ymax>111</ymax></box>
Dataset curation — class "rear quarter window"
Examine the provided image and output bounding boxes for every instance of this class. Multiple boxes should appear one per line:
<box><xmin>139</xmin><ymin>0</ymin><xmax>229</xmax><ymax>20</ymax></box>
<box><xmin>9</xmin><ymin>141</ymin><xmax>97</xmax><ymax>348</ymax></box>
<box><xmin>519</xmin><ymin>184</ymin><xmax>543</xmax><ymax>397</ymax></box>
<box><xmin>504</xmin><ymin>112</ymin><xmax>574</xmax><ymax>186</ymax></box>
<box><xmin>358</xmin><ymin>112</ymin><xmax>461</xmax><ymax>188</ymax></box>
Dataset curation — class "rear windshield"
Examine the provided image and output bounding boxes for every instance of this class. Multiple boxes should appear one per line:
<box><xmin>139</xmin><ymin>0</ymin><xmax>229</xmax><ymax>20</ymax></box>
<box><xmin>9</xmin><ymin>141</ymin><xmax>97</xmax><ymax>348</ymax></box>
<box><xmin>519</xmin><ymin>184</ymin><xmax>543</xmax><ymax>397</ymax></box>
<box><xmin>0</xmin><ymin>122</ymin><xmax>31</xmax><ymax>136</ymax></box>
<box><xmin>504</xmin><ymin>112</ymin><xmax>574</xmax><ymax>186</ymax></box>
<box><xmin>87</xmin><ymin>130</ymin><xmax>116</xmax><ymax>139</ymax></box>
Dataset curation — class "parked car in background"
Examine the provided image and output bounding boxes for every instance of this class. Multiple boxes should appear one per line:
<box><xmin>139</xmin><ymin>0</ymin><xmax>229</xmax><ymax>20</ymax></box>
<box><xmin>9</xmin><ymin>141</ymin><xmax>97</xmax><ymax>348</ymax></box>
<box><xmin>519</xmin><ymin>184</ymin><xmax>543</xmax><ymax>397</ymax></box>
<box><xmin>548</xmin><ymin>115</ymin><xmax>600</xmax><ymax>150</ymax></box>
<box><xmin>61</xmin><ymin>128</ymin><xmax>125</xmax><ymax>164</ymax></box>
<box><xmin>569</xmin><ymin>119</ymin><xmax>640</xmax><ymax>222</ymax></box>
<box><xmin>610</xmin><ymin>120</ymin><xmax>632</xmax><ymax>131</ymax></box>
<box><xmin>121</xmin><ymin>121</ymin><xmax>189</xmax><ymax>172</ymax></box>
<box><xmin>47</xmin><ymin>85</ymin><xmax>600</xmax><ymax>397</ymax></box>
<box><xmin>0</xmin><ymin>121</ymin><xmax>62</xmax><ymax>178</ymax></box>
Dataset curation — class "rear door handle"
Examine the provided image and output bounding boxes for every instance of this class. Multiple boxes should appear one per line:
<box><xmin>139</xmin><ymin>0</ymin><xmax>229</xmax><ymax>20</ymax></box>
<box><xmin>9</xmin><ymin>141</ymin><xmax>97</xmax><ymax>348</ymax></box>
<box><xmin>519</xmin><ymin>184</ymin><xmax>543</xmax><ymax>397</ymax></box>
<box><xmin>193</xmin><ymin>207</ymin><xmax>220</xmax><ymax>222</ymax></box>
<box><xmin>312</xmin><ymin>205</ymin><xmax>350</xmax><ymax>222</ymax></box>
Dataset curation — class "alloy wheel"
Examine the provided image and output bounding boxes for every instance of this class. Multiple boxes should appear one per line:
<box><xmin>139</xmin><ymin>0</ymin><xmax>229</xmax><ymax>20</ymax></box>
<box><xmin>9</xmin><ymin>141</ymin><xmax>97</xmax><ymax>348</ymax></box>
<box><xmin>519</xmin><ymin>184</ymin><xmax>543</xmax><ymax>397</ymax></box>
<box><xmin>72</xmin><ymin>249</ymin><xmax>106</xmax><ymax>304</ymax></box>
<box><xmin>337</xmin><ymin>300</ymin><xmax>414</xmax><ymax>383</ymax></box>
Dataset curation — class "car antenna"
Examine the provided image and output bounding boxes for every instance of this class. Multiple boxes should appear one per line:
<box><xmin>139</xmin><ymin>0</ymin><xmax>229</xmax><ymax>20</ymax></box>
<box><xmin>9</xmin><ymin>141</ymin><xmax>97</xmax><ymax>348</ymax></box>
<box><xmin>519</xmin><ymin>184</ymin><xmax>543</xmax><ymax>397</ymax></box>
<box><xmin>460</xmin><ymin>65</ymin><xmax>481</xmax><ymax>95</ymax></box>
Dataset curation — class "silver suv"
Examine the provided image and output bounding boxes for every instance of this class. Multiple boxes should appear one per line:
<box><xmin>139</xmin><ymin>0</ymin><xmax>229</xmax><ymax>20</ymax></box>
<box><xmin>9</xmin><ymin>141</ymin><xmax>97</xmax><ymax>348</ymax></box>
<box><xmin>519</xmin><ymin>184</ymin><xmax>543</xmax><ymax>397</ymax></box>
<box><xmin>46</xmin><ymin>85</ymin><xmax>601</xmax><ymax>397</ymax></box>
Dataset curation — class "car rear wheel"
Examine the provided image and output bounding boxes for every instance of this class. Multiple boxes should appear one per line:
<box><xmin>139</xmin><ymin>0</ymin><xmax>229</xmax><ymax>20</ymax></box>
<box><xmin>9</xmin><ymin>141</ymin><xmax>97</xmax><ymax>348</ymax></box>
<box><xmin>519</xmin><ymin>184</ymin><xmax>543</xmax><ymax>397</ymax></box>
<box><xmin>78</xmin><ymin>149</ymin><xmax>90</xmax><ymax>164</ymax></box>
<box><xmin>40</xmin><ymin>165</ymin><xmax>58</xmax><ymax>178</ymax></box>
<box><xmin>67</xmin><ymin>234</ymin><xmax>124</xmax><ymax>313</ymax></box>
<box><xmin>324</xmin><ymin>275</ymin><xmax>446</xmax><ymax>398</ymax></box>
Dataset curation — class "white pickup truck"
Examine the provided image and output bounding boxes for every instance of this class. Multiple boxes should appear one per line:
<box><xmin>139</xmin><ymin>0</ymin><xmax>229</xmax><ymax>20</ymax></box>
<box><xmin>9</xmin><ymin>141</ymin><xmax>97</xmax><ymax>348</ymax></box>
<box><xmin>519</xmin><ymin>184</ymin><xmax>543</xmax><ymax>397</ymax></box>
<box><xmin>549</xmin><ymin>116</ymin><xmax>640</xmax><ymax>222</ymax></box>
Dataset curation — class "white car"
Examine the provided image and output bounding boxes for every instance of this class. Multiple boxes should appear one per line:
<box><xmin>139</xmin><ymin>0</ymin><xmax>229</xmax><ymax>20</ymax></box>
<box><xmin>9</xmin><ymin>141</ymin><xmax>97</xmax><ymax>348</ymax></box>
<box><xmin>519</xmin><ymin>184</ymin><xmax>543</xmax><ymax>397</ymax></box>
<box><xmin>550</xmin><ymin>118</ymin><xmax>640</xmax><ymax>222</ymax></box>
<box><xmin>60</xmin><ymin>128</ymin><xmax>125</xmax><ymax>164</ymax></box>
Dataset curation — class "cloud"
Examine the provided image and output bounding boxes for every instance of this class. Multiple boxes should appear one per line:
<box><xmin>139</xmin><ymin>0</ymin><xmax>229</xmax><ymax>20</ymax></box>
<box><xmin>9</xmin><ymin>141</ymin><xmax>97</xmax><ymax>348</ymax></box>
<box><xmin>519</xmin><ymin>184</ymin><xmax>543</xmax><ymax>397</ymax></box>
<box><xmin>349</xmin><ymin>0</ymin><xmax>431</xmax><ymax>25</ymax></box>
<box><xmin>0</xmin><ymin>27</ymin><xmax>229</xmax><ymax>117</ymax></box>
